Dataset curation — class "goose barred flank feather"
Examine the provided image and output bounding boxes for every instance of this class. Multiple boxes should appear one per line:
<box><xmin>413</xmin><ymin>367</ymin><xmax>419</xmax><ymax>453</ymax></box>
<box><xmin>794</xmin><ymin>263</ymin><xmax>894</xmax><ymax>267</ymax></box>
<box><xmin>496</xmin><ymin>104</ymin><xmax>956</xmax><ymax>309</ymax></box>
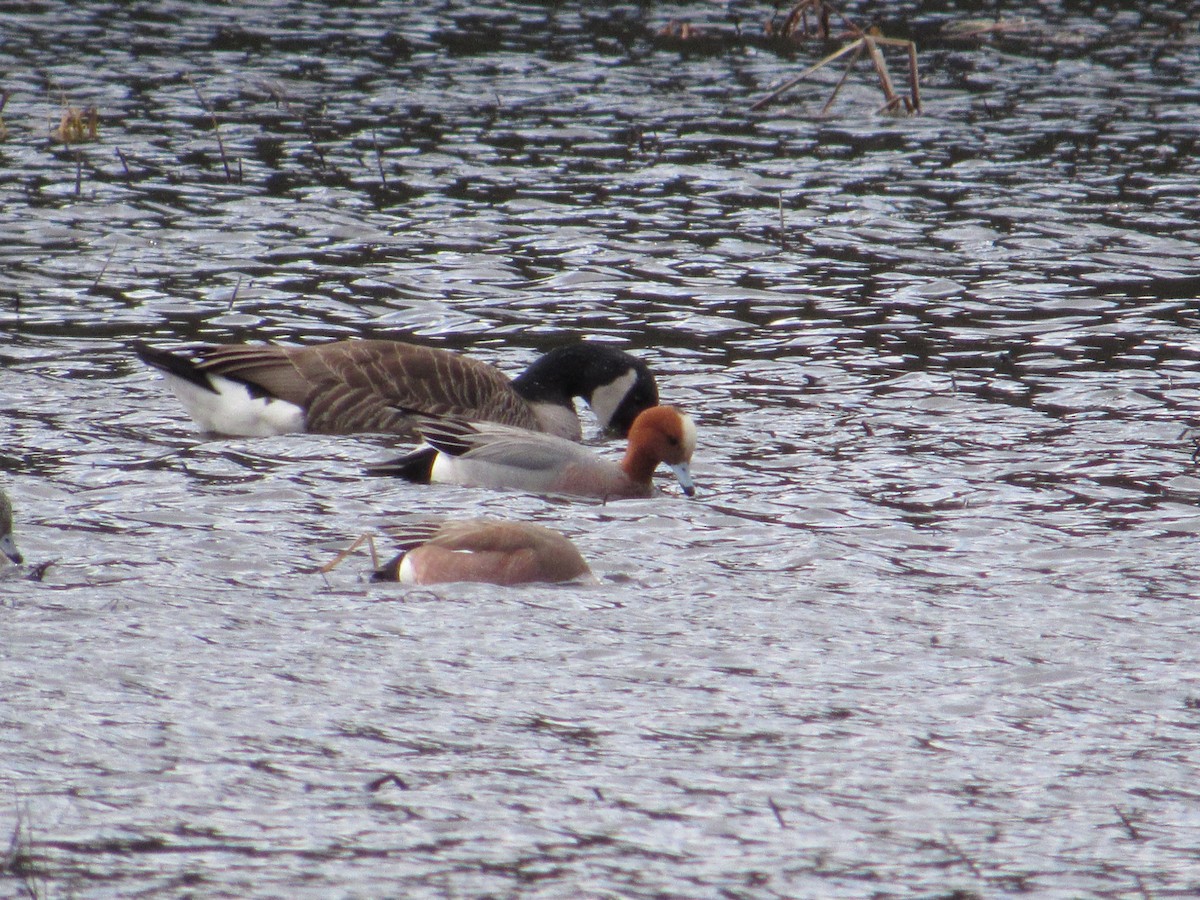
<box><xmin>147</xmin><ymin>341</ymin><xmax>542</xmax><ymax>436</ymax></box>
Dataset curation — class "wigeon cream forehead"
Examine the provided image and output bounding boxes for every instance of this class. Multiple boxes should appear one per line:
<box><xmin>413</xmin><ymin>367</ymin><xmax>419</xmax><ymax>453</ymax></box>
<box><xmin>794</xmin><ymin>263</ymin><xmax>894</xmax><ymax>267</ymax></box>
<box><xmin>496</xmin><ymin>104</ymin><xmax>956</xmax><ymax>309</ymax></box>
<box><xmin>677</xmin><ymin>411</ymin><xmax>697</xmax><ymax>456</ymax></box>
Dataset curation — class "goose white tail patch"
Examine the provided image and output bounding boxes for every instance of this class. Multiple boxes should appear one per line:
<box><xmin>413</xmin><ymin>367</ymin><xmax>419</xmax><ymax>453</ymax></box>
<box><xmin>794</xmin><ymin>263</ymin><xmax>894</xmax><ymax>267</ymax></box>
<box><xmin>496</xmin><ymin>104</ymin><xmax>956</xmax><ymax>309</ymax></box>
<box><xmin>163</xmin><ymin>373</ymin><xmax>306</xmax><ymax>436</ymax></box>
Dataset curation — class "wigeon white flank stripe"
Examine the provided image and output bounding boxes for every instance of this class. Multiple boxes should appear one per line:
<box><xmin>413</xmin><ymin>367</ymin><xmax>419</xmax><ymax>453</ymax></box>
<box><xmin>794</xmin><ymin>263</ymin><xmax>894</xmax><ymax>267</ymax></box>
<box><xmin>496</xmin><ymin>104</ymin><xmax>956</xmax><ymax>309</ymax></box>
<box><xmin>135</xmin><ymin>339</ymin><xmax>658</xmax><ymax>440</ymax></box>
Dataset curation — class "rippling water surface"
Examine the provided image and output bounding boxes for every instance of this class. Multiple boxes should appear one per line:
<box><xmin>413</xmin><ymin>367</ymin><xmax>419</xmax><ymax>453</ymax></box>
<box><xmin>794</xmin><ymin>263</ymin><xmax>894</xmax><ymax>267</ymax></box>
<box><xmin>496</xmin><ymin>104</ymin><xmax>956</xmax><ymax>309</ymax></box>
<box><xmin>3</xmin><ymin>1</ymin><xmax>1200</xmax><ymax>897</ymax></box>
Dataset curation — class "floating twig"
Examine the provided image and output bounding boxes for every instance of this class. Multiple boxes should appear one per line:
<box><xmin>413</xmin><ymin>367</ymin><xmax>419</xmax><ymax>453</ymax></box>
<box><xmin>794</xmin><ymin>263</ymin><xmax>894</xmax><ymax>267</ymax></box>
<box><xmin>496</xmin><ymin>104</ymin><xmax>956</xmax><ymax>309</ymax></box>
<box><xmin>257</xmin><ymin>79</ymin><xmax>328</xmax><ymax>170</ymax></box>
<box><xmin>781</xmin><ymin>0</ymin><xmax>830</xmax><ymax>40</ymax></box>
<box><xmin>319</xmin><ymin>532</ymin><xmax>381</xmax><ymax>575</ymax></box>
<box><xmin>115</xmin><ymin>146</ymin><xmax>132</xmax><ymax>182</ymax></box>
<box><xmin>767</xmin><ymin>796</ymin><xmax>789</xmax><ymax>828</ymax></box>
<box><xmin>751</xmin><ymin>1</ymin><xmax>921</xmax><ymax>115</ymax></box>
<box><xmin>750</xmin><ymin>41</ymin><xmax>862</xmax><ymax>111</ymax></box>
<box><xmin>366</xmin><ymin>773</ymin><xmax>408</xmax><ymax>792</ymax></box>
<box><xmin>777</xmin><ymin>192</ymin><xmax>786</xmax><ymax>251</ymax></box>
<box><xmin>228</xmin><ymin>274</ymin><xmax>246</xmax><ymax>310</ymax></box>
<box><xmin>186</xmin><ymin>75</ymin><xmax>236</xmax><ymax>182</ymax></box>
<box><xmin>822</xmin><ymin>41</ymin><xmax>865</xmax><ymax>115</ymax></box>
<box><xmin>1114</xmin><ymin>805</ymin><xmax>1144</xmax><ymax>842</ymax></box>
<box><xmin>91</xmin><ymin>249</ymin><xmax>115</xmax><ymax>291</ymax></box>
<box><xmin>940</xmin><ymin>833</ymin><xmax>982</xmax><ymax>878</ymax></box>
<box><xmin>372</xmin><ymin>129</ymin><xmax>387</xmax><ymax>189</ymax></box>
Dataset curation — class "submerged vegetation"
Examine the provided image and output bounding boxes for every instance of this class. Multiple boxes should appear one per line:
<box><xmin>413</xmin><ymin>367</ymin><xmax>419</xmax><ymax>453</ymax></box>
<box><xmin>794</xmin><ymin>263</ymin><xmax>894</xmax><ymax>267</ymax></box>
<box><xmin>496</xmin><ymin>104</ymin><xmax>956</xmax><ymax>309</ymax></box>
<box><xmin>50</xmin><ymin>104</ymin><xmax>99</xmax><ymax>144</ymax></box>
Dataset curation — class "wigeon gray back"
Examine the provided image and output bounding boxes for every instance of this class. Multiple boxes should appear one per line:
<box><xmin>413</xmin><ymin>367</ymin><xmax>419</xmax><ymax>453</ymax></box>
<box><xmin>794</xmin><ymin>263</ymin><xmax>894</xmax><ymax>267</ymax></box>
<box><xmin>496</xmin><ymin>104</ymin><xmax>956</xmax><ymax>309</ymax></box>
<box><xmin>403</xmin><ymin>405</ymin><xmax>697</xmax><ymax>501</ymax></box>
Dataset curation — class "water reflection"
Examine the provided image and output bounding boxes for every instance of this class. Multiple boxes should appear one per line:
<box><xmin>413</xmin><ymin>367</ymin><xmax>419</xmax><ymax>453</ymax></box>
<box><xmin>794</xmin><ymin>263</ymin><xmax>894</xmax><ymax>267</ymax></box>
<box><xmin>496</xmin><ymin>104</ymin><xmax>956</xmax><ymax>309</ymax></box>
<box><xmin>3</xmin><ymin>1</ymin><xmax>1200</xmax><ymax>897</ymax></box>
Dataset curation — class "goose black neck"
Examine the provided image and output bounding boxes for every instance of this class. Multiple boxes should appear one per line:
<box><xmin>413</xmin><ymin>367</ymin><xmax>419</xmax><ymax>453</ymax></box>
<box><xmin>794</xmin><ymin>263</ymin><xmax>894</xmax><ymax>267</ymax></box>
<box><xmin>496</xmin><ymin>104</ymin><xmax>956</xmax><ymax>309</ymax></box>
<box><xmin>511</xmin><ymin>344</ymin><xmax>644</xmax><ymax>398</ymax></box>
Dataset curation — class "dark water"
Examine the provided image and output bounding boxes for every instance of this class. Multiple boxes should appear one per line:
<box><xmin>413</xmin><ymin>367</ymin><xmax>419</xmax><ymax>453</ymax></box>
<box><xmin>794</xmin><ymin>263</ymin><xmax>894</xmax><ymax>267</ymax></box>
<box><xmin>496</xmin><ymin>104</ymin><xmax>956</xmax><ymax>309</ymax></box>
<box><xmin>3</xmin><ymin>1</ymin><xmax>1200</xmax><ymax>897</ymax></box>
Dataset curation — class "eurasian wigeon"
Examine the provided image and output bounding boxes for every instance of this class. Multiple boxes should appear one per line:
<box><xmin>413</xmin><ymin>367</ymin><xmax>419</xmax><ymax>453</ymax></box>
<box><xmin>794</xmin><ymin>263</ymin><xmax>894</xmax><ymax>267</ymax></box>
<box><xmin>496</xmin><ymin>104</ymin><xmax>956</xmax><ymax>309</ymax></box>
<box><xmin>373</xmin><ymin>405</ymin><xmax>697</xmax><ymax>500</ymax></box>
<box><xmin>372</xmin><ymin>518</ymin><xmax>593</xmax><ymax>586</ymax></box>
<box><xmin>135</xmin><ymin>339</ymin><xmax>658</xmax><ymax>440</ymax></box>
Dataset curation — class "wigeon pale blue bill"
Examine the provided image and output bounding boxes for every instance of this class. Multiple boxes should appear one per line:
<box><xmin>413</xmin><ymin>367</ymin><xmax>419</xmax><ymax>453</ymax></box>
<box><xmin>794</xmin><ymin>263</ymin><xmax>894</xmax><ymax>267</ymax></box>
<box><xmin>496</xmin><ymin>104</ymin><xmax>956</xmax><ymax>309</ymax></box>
<box><xmin>372</xmin><ymin>519</ymin><xmax>593</xmax><ymax>586</ymax></box>
<box><xmin>371</xmin><ymin>405</ymin><xmax>697</xmax><ymax>501</ymax></box>
<box><xmin>135</xmin><ymin>339</ymin><xmax>658</xmax><ymax>440</ymax></box>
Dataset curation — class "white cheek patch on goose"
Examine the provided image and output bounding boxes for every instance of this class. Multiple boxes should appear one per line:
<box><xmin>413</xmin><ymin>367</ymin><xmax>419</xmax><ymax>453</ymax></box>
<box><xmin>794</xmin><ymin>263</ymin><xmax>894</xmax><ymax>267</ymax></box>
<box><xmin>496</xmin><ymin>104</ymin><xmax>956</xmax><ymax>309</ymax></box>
<box><xmin>587</xmin><ymin>368</ymin><xmax>639</xmax><ymax>431</ymax></box>
<box><xmin>165</xmin><ymin>373</ymin><xmax>306</xmax><ymax>436</ymax></box>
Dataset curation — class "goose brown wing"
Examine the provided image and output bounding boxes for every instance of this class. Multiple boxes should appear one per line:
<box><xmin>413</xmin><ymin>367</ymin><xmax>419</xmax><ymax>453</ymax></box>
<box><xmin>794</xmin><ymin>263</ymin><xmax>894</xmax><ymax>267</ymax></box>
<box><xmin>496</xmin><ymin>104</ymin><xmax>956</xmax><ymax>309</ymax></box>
<box><xmin>191</xmin><ymin>344</ymin><xmax>310</xmax><ymax>403</ymax></box>
<box><xmin>194</xmin><ymin>340</ymin><xmax>544</xmax><ymax>435</ymax></box>
<box><xmin>292</xmin><ymin>341</ymin><xmax>543</xmax><ymax>433</ymax></box>
<box><xmin>303</xmin><ymin>383</ymin><xmax>418</xmax><ymax>435</ymax></box>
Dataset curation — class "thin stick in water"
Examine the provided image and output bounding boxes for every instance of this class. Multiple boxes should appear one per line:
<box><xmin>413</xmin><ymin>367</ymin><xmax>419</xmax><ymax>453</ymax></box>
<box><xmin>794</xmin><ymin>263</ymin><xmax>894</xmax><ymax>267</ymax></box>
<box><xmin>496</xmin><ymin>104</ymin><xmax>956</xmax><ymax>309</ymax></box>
<box><xmin>186</xmin><ymin>75</ymin><xmax>235</xmax><ymax>183</ymax></box>
<box><xmin>228</xmin><ymin>275</ymin><xmax>245</xmax><ymax>310</ymax></box>
<box><xmin>778</xmin><ymin>192</ymin><xmax>787</xmax><ymax>251</ymax></box>
<box><xmin>91</xmin><ymin>249</ymin><xmax>116</xmax><ymax>291</ymax></box>
<box><xmin>115</xmin><ymin>146</ymin><xmax>132</xmax><ymax>182</ymax></box>
<box><xmin>767</xmin><ymin>796</ymin><xmax>788</xmax><ymax>828</ymax></box>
